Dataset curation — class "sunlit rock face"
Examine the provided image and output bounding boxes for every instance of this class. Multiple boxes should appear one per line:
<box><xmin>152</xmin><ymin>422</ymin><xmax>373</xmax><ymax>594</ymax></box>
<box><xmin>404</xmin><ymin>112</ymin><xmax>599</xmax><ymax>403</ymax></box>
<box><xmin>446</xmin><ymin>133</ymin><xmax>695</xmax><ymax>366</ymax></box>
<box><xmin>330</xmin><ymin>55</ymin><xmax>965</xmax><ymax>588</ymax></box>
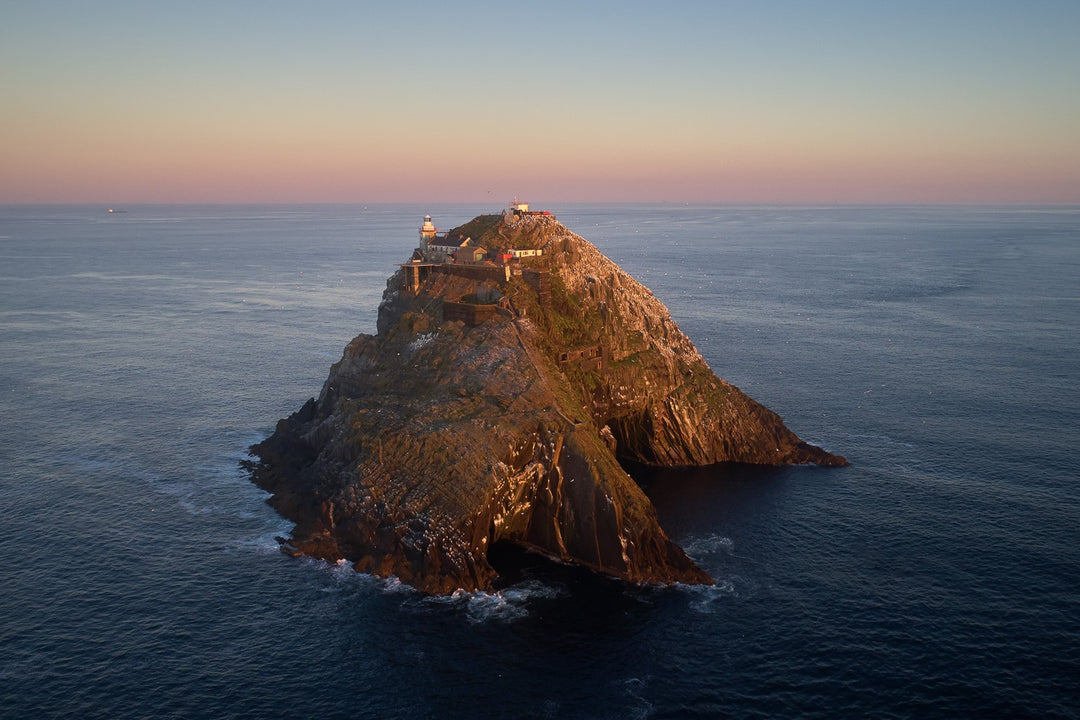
<box><xmin>248</xmin><ymin>212</ymin><xmax>845</xmax><ymax>594</ymax></box>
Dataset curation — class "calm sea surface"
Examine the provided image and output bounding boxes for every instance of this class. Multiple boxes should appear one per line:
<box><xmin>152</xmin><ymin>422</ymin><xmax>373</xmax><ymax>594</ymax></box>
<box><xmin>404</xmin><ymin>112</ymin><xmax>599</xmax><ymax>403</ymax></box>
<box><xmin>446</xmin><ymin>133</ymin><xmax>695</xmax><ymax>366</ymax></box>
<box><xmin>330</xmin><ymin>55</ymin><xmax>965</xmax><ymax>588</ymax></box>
<box><xmin>1</xmin><ymin>204</ymin><xmax>1077</xmax><ymax>719</ymax></box>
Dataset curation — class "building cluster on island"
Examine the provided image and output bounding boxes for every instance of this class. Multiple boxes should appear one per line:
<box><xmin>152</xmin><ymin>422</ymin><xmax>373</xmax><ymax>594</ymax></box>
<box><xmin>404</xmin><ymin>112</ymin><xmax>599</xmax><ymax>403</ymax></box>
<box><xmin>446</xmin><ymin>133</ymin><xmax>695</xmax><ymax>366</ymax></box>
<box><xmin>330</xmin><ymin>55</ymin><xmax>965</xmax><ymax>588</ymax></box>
<box><xmin>398</xmin><ymin>199</ymin><xmax>605</xmax><ymax>371</ymax></box>
<box><xmin>417</xmin><ymin>199</ymin><xmax>548</xmax><ymax>263</ymax></box>
<box><xmin>400</xmin><ymin>199</ymin><xmax>552</xmax><ymax>296</ymax></box>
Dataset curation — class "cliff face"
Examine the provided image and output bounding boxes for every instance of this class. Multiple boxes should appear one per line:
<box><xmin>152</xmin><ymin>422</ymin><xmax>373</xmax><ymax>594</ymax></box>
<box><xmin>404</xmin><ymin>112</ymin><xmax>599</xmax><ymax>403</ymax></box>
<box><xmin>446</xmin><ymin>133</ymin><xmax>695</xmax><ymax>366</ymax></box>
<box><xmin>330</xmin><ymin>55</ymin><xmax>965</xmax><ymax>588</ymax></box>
<box><xmin>248</xmin><ymin>212</ymin><xmax>846</xmax><ymax>593</ymax></box>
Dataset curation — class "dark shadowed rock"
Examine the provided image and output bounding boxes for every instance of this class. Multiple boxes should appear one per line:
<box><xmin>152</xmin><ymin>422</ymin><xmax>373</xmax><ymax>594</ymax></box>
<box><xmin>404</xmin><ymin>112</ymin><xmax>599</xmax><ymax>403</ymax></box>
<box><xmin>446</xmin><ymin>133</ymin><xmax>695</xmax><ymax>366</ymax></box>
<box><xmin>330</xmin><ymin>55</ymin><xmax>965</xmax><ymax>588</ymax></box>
<box><xmin>248</xmin><ymin>211</ymin><xmax>846</xmax><ymax>593</ymax></box>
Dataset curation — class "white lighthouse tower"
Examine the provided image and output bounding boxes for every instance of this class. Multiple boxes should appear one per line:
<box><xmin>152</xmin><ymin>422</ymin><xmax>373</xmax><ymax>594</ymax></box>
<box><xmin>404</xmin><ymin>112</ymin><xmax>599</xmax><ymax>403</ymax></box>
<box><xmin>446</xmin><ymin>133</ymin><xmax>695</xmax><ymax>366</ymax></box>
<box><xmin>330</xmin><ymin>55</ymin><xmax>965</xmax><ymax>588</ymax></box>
<box><xmin>419</xmin><ymin>214</ymin><xmax>437</xmax><ymax>252</ymax></box>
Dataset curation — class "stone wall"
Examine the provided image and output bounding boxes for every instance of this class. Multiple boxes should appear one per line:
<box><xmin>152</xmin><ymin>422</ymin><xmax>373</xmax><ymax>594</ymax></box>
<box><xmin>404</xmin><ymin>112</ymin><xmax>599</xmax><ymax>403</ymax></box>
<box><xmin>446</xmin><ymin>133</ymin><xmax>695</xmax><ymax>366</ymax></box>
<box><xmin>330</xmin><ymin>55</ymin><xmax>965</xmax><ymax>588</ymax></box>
<box><xmin>442</xmin><ymin>301</ymin><xmax>498</xmax><ymax>326</ymax></box>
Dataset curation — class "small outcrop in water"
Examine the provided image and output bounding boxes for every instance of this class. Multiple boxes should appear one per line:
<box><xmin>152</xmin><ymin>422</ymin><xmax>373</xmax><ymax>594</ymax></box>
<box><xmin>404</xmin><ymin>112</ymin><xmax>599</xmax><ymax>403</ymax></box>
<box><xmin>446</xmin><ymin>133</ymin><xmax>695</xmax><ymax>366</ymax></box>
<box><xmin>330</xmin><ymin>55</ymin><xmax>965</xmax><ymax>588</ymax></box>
<box><xmin>248</xmin><ymin>207</ymin><xmax>846</xmax><ymax>593</ymax></box>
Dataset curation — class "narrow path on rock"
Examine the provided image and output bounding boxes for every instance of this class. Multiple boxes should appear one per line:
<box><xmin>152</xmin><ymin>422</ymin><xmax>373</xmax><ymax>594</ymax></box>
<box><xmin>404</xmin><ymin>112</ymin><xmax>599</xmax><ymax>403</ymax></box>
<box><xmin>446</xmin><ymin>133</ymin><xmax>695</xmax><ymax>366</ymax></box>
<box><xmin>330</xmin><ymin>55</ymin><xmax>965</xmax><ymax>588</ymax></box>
<box><xmin>508</xmin><ymin>315</ymin><xmax>583</xmax><ymax>430</ymax></box>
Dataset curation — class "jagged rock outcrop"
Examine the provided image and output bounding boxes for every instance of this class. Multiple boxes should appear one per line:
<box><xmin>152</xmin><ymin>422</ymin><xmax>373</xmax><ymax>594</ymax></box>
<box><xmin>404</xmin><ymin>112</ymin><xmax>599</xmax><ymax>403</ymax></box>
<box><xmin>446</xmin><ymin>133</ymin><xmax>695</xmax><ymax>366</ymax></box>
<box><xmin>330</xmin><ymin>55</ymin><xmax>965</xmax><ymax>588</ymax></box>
<box><xmin>248</xmin><ymin>212</ymin><xmax>846</xmax><ymax>593</ymax></box>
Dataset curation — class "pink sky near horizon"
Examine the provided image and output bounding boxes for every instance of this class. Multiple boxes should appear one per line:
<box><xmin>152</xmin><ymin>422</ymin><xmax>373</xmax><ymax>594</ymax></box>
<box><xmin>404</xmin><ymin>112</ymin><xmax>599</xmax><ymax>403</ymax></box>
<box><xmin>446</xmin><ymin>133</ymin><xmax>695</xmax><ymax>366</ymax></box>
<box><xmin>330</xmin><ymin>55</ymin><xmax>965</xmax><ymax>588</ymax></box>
<box><xmin>3</xmin><ymin>2</ymin><xmax>1079</xmax><ymax>205</ymax></box>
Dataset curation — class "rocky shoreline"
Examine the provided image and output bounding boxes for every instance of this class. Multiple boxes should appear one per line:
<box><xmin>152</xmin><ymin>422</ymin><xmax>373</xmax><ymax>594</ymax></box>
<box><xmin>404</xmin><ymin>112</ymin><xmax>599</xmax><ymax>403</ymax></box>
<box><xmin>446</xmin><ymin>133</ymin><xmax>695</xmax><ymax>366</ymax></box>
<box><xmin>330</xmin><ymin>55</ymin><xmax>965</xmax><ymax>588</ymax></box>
<box><xmin>247</xmin><ymin>209</ymin><xmax>846</xmax><ymax>593</ymax></box>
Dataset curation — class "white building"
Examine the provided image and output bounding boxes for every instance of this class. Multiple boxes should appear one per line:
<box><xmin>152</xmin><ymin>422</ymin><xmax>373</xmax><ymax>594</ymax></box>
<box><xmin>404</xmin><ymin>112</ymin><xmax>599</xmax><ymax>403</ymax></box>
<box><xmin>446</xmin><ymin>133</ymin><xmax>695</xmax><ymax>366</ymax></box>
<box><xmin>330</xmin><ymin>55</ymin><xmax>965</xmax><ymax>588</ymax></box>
<box><xmin>419</xmin><ymin>214</ymin><xmax>438</xmax><ymax>252</ymax></box>
<box><xmin>419</xmin><ymin>230</ymin><xmax>472</xmax><ymax>262</ymax></box>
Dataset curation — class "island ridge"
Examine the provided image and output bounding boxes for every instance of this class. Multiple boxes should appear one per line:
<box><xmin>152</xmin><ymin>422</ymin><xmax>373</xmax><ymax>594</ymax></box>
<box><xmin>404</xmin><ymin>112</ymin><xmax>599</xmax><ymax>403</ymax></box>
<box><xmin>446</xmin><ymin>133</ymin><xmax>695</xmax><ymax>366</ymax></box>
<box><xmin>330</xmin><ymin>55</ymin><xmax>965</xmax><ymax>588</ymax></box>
<box><xmin>247</xmin><ymin>204</ymin><xmax>847</xmax><ymax>593</ymax></box>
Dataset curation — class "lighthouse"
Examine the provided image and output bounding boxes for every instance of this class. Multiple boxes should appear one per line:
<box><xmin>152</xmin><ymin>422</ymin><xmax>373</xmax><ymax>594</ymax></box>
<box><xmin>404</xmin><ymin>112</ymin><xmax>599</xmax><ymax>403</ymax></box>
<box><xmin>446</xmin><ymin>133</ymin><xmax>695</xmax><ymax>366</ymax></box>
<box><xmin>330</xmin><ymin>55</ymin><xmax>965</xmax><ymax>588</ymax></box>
<box><xmin>419</xmin><ymin>214</ymin><xmax>437</xmax><ymax>252</ymax></box>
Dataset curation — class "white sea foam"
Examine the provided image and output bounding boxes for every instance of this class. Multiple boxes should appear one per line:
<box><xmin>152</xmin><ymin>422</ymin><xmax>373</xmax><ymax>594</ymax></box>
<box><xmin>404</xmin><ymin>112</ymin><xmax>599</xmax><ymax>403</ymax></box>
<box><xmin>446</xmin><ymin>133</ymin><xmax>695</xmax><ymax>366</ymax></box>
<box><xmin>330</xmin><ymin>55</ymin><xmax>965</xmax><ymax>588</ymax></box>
<box><xmin>406</xmin><ymin>579</ymin><xmax>565</xmax><ymax>623</ymax></box>
<box><xmin>300</xmin><ymin>564</ymin><xmax>414</xmax><ymax>599</ymax></box>
<box><xmin>377</xmin><ymin>575</ymin><xmax>418</xmax><ymax>595</ymax></box>
<box><xmin>227</xmin><ymin>529</ymin><xmax>293</xmax><ymax>556</ymax></box>
<box><xmin>682</xmin><ymin>579</ymin><xmax>738</xmax><ymax>614</ymax></box>
<box><xmin>471</xmin><ymin>580</ymin><xmax>566</xmax><ymax>623</ymax></box>
<box><xmin>464</xmin><ymin>590</ymin><xmax>531</xmax><ymax>623</ymax></box>
<box><xmin>263</xmin><ymin>545</ymin><xmax>565</xmax><ymax>617</ymax></box>
<box><xmin>328</xmin><ymin>559</ymin><xmax>362</xmax><ymax>584</ymax></box>
<box><xmin>681</xmin><ymin>533</ymin><xmax>734</xmax><ymax>561</ymax></box>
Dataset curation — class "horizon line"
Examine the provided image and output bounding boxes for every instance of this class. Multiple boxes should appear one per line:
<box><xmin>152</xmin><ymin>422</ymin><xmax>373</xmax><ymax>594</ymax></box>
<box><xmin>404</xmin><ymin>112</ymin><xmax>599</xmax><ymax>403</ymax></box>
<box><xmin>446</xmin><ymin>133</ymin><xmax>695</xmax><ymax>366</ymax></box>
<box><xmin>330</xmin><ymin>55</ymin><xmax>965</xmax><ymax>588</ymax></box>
<box><xmin>4</xmin><ymin>200</ymin><xmax>1080</xmax><ymax>209</ymax></box>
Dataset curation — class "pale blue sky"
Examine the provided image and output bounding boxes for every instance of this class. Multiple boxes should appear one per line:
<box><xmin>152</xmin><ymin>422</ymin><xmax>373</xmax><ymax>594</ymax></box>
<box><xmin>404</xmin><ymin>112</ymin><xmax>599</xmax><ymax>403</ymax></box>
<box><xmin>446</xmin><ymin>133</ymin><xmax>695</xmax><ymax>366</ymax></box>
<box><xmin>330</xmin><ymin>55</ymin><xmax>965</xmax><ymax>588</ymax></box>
<box><xmin>3</xmin><ymin>0</ymin><xmax>1078</xmax><ymax>203</ymax></box>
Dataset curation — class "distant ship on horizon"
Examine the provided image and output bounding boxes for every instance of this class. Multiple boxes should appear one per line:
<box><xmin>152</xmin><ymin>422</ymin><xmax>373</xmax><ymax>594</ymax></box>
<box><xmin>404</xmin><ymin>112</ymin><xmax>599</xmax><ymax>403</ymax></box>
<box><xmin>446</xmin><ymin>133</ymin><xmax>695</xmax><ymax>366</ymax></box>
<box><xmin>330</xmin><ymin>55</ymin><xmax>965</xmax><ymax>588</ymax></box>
<box><xmin>106</xmin><ymin>208</ymin><xmax>128</xmax><ymax>214</ymax></box>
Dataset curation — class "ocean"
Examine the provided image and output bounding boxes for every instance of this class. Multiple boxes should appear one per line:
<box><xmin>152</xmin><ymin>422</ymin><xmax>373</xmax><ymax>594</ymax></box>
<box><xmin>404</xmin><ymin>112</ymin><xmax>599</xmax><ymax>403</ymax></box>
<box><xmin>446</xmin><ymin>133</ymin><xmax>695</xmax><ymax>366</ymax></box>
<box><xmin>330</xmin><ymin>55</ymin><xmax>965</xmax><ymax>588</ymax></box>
<box><xmin>1</xmin><ymin>204</ymin><xmax>1077</xmax><ymax>719</ymax></box>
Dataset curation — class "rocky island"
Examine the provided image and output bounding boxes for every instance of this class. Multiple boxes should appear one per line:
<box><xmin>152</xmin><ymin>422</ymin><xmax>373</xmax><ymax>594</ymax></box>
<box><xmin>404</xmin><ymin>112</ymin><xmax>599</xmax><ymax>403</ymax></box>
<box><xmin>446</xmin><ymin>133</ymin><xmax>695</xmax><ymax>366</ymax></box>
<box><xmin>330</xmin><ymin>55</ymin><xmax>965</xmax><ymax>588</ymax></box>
<box><xmin>248</xmin><ymin>203</ymin><xmax>847</xmax><ymax>593</ymax></box>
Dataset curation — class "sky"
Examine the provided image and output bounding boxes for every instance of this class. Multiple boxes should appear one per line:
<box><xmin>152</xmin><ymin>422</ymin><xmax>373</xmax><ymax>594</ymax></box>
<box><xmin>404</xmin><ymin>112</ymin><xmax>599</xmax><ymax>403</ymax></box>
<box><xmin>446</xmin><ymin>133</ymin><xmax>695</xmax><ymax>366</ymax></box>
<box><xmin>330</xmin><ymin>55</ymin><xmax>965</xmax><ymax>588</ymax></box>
<box><xmin>2</xmin><ymin>1</ymin><xmax>1079</xmax><ymax>204</ymax></box>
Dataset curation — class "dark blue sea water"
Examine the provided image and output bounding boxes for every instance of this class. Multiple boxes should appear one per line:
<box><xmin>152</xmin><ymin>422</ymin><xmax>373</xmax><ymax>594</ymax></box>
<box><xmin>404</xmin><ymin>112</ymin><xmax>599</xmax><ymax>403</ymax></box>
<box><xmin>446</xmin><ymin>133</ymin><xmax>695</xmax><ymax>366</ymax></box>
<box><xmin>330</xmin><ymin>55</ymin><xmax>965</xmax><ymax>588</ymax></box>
<box><xmin>1</xmin><ymin>204</ymin><xmax>1077</xmax><ymax>719</ymax></box>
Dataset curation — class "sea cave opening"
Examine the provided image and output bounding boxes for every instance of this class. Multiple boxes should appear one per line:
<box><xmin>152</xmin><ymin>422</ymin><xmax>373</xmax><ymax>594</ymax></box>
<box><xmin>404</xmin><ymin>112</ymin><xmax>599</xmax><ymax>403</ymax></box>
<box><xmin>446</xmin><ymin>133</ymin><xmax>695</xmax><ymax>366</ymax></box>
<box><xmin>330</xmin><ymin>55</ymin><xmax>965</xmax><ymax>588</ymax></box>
<box><xmin>485</xmin><ymin>539</ymin><xmax>562</xmax><ymax>587</ymax></box>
